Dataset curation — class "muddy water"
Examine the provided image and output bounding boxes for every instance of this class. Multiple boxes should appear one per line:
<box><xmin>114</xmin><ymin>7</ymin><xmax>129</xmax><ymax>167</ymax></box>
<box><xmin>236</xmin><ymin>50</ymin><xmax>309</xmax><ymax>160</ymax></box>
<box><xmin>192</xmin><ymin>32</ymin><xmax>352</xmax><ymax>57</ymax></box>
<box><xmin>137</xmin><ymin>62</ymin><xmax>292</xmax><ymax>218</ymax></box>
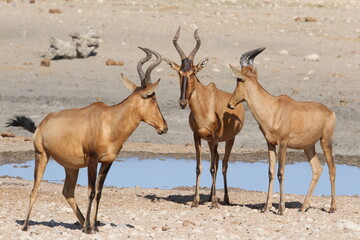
<box><xmin>1</xmin><ymin>157</ymin><xmax>359</xmax><ymax>196</ymax></box>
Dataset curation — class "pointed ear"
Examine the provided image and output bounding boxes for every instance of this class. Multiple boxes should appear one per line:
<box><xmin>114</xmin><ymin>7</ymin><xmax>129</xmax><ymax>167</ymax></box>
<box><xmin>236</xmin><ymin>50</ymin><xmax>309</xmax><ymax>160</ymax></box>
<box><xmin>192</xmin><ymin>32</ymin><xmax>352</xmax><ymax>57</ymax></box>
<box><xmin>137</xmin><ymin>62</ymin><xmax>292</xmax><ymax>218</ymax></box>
<box><xmin>140</xmin><ymin>79</ymin><xmax>160</xmax><ymax>98</ymax></box>
<box><xmin>163</xmin><ymin>58</ymin><xmax>180</xmax><ymax>71</ymax></box>
<box><xmin>194</xmin><ymin>57</ymin><xmax>208</xmax><ymax>73</ymax></box>
<box><xmin>229</xmin><ymin>64</ymin><xmax>246</xmax><ymax>82</ymax></box>
<box><xmin>121</xmin><ymin>73</ymin><xmax>137</xmax><ymax>92</ymax></box>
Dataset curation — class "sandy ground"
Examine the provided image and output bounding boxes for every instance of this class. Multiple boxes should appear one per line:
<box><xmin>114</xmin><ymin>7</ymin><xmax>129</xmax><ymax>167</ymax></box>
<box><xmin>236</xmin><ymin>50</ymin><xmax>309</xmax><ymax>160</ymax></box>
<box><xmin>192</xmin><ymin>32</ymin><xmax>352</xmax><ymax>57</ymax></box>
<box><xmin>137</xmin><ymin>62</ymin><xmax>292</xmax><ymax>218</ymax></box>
<box><xmin>1</xmin><ymin>0</ymin><xmax>360</xmax><ymax>239</ymax></box>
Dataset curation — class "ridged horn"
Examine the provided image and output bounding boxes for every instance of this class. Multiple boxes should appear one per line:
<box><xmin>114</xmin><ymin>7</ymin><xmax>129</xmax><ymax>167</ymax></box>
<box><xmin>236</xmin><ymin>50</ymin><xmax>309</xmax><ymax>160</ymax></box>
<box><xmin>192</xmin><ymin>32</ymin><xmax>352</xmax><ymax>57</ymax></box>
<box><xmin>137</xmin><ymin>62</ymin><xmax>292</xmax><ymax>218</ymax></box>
<box><xmin>144</xmin><ymin>48</ymin><xmax>162</xmax><ymax>84</ymax></box>
<box><xmin>188</xmin><ymin>29</ymin><xmax>201</xmax><ymax>62</ymax></box>
<box><xmin>240</xmin><ymin>47</ymin><xmax>266</xmax><ymax>67</ymax></box>
<box><xmin>173</xmin><ymin>26</ymin><xmax>187</xmax><ymax>60</ymax></box>
<box><xmin>137</xmin><ymin>46</ymin><xmax>152</xmax><ymax>86</ymax></box>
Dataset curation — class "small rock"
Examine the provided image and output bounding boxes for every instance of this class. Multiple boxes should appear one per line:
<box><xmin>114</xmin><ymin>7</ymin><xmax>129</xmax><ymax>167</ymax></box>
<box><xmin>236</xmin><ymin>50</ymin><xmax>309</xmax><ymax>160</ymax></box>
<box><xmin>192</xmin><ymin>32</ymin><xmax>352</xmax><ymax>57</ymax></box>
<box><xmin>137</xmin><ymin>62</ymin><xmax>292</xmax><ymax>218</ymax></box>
<box><xmin>304</xmin><ymin>16</ymin><xmax>316</xmax><ymax>22</ymax></box>
<box><xmin>106</xmin><ymin>59</ymin><xmax>124</xmax><ymax>66</ymax></box>
<box><xmin>279</xmin><ymin>50</ymin><xmax>289</xmax><ymax>56</ymax></box>
<box><xmin>49</xmin><ymin>9</ymin><xmax>62</xmax><ymax>14</ymax></box>
<box><xmin>337</xmin><ymin>219</ymin><xmax>360</xmax><ymax>231</ymax></box>
<box><xmin>304</xmin><ymin>53</ymin><xmax>320</xmax><ymax>62</ymax></box>
<box><xmin>183</xmin><ymin>220</ymin><xmax>196</xmax><ymax>227</ymax></box>
<box><xmin>40</xmin><ymin>58</ymin><xmax>51</xmax><ymax>67</ymax></box>
<box><xmin>307</xmin><ymin>70</ymin><xmax>315</xmax><ymax>75</ymax></box>
<box><xmin>1</xmin><ymin>132</ymin><xmax>16</xmax><ymax>138</ymax></box>
<box><xmin>212</xmin><ymin>68</ymin><xmax>220</xmax><ymax>72</ymax></box>
<box><xmin>340</xmin><ymin>99</ymin><xmax>348</xmax><ymax>106</ymax></box>
<box><xmin>162</xmin><ymin>226</ymin><xmax>171</xmax><ymax>231</ymax></box>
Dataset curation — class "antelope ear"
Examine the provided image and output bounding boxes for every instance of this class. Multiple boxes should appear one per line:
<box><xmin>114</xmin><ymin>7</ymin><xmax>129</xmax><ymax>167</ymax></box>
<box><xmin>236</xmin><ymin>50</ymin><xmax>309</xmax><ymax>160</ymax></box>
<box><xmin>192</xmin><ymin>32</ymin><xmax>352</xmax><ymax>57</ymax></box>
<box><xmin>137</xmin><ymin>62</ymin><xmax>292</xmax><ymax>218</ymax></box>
<box><xmin>229</xmin><ymin>64</ymin><xmax>246</xmax><ymax>81</ymax></box>
<box><xmin>140</xmin><ymin>79</ymin><xmax>161</xmax><ymax>98</ymax></box>
<box><xmin>195</xmin><ymin>57</ymin><xmax>208</xmax><ymax>73</ymax></box>
<box><xmin>121</xmin><ymin>73</ymin><xmax>137</xmax><ymax>92</ymax></box>
<box><xmin>163</xmin><ymin>58</ymin><xmax>180</xmax><ymax>71</ymax></box>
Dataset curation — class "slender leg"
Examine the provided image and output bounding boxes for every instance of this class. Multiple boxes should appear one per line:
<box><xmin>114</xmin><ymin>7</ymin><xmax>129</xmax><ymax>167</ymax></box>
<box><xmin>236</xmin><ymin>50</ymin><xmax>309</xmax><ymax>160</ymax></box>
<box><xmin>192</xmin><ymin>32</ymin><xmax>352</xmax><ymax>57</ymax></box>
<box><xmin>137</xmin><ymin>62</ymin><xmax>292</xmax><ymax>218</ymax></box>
<box><xmin>62</xmin><ymin>168</ymin><xmax>85</xmax><ymax>225</ymax></box>
<box><xmin>320</xmin><ymin>138</ymin><xmax>336</xmax><ymax>213</ymax></box>
<box><xmin>261</xmin><ymin>142</ymin><xmax>276</xmax><ymax>213</ymax></box>
<box><xmin>223</xmin><ymin>138</ymin><xmax>235</xmax><ymax>205</ymax></box>
<box><xmin>83</xmin><ymin>160</ymin><xmax>98</xmax><ymax>234</ymax></box>
<box><xmin>191</xmin><ymin>134</ymin><xmax>202</xmax><ymax>208</ymax></box>
<box><xmin>91</xmin><ymin>162</ymin><xmax>113</xmax><ymax>231</ymax></box>
<box><xmin>277</xmin><ymin>142</ymin><xmax>287</xmax><ymax>215</ymax></box>
<box><xmin>209</xmin><ymin>142</ymin><xmax>219</xmax><ymax>209</ymax></box>
<box><xmin>301</xmin><ymin>146</ymin><xmax>323</xmax><ymax>212</ymax></box>
<box><xmin>22</xmin><ymin>151</ymin><xmax>49</xmax><ymax>231</ymax></box>
<box><xmin>208</xmin><ymin>143</ymin><xmax>219</xmax><ymax>202</ymax></box>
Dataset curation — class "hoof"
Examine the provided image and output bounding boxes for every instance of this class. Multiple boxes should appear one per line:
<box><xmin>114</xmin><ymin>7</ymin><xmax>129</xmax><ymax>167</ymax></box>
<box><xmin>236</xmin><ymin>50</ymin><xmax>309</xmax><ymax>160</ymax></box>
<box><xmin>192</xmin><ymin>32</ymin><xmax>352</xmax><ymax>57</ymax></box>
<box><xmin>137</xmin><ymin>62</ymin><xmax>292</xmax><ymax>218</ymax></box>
<box><xmin>191</xmin><ymin>202</ymin><xmax>199</xmax><ymax>208</ymax></box>
<box><xmin>329</xmin><ymin>207</ymin><xmax>336</xmax><ymax>213</ymax></box>
<box><xmin>210</xmin><ymin>202</ymin><xmax>219</xmax><ymax>209</ymax></box>
<box><xmin>277</xmin><ymin>209</ymin><xmax>284</xmax><ymax>215</ymax></box>
<box><xmin>260</xmin><ymin>208</ymin><xmax>268</xmax><ymax>213</ymax></box>
<box><xmin>21</xmin><ymin>226</ymin><xmax>29</xmax><ymax>231</ymax></box>
<box><xmin>83</xmin><ymin>227</ymin><xmax>93</xmax><ymax>234</ymax></box>
<box><xmin>223</xmin><ymin>197</ymin><xmax>230</xmax><ymax>205</ymax></box>
<box><xmin>299</xmin><ymin>205</ymin><xmax>308</xmax><ymax>213</ymax></box>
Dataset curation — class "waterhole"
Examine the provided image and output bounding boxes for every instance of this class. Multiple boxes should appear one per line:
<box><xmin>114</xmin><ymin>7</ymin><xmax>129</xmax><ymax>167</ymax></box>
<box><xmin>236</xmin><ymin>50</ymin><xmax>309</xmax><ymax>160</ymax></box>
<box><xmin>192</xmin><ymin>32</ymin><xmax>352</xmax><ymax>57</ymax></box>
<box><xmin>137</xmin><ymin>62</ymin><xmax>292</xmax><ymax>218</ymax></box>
<box><xmin>1</xmin><ymin>157</ymin><xmax>359</xmax><ymax>196</ymax></box>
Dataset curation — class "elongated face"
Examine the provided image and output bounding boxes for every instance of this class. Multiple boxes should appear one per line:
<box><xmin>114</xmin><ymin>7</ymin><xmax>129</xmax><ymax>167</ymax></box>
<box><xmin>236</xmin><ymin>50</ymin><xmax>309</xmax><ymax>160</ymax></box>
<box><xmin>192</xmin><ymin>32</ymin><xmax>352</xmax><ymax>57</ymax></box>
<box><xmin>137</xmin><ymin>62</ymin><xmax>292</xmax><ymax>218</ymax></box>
<box><xmin>228</xmin><ymin>65</ymin><xmax>256</xmax><ymax>109</ymax></box>
<box><xmin>164</xmin><ymin>57</ymin><xmax>208</xmax><ymax>109</ymax></box>
<box><xmin>177</xmin><ymin>58</ymin><xmax>195</xmax><ymax>108</ymax></box>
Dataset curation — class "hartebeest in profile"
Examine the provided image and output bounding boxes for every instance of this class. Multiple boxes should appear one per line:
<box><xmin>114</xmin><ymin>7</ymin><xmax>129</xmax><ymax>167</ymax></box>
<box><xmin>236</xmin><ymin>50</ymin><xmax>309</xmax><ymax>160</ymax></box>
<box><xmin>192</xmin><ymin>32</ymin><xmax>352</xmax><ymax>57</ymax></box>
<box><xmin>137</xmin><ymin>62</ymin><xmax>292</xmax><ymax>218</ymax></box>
<box><xmin>164</xmin><ymin>27</ymin><xmax>245</xmax><ymax>209</ymax></box>
<box><xmin>227</xmin><ymin>47</ymin><xmax>336</xmax><ymax>215</ymax></box>
<box><xmin>6</xmin><ymin>47</ymin><xmax>168</xmax><ymax>233</ymax></box>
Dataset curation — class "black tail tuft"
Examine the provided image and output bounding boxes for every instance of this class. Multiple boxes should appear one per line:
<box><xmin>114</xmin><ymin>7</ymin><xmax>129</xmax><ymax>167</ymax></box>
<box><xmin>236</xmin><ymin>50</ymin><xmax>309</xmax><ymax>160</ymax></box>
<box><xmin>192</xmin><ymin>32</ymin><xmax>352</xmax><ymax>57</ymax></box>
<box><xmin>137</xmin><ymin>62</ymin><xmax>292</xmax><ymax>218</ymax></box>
<box><xmin>6</xmin><ymin>115</ymin><xmax>37</xmax><ymax>133</ymax></box>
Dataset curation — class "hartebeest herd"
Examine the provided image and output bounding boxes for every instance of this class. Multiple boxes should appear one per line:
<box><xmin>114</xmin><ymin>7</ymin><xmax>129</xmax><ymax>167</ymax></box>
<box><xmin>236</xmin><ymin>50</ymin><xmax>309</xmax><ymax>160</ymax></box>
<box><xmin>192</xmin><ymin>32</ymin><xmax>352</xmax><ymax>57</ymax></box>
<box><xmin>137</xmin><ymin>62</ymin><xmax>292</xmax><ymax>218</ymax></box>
<box><xmin>7</xmin><ymin>27</ymin><xmax>337</xmax><ymax>233</ymax></box>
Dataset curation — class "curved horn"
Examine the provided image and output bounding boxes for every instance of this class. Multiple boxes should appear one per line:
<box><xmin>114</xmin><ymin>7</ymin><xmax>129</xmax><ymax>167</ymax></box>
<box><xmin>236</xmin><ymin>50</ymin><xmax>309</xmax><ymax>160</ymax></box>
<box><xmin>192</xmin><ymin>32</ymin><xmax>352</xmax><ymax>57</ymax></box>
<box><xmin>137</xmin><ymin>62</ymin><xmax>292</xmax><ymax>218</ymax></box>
<box><xmin>144</xmin><ymin>48</ymin><xmax>162</xmax><ymax>84</ymax></box>
<box><xmin>137</xmin><ymin>46</ymin><xmax>152</xmax><ymax>85</ymax></box>
<box><xmin>240</xmin><ymin>47</ymin><xmax>266</xmax><ymax>67</ymax></box>
<box><xmin>173</xmin><ymin>26</ymin><xmax>187</xmax><ymax>60</ymax></box>
<box><xmin>188</xmin><ymin>29</ymin><xmax>201</xmax><ymax>62</ymax></box>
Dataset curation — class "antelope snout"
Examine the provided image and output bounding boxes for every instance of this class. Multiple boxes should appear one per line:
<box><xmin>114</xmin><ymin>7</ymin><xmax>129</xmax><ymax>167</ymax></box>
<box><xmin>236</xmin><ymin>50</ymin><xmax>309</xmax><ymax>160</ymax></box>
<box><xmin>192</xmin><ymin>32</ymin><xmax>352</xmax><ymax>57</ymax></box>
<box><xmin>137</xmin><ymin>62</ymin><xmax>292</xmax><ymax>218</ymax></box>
<box><xmin>179</xmin><ymin>99</ymin><xmax>188</xmax><ymax>109</ymax></box>
<box><xmin>227</xmin><ymin>103</ymin><xmax>235</xmax><ymax>110</ymax></box>
<box><xmin>157</xmin><ymin>126</ymin><xmax>168</xmax><ymax>135</ymax></box>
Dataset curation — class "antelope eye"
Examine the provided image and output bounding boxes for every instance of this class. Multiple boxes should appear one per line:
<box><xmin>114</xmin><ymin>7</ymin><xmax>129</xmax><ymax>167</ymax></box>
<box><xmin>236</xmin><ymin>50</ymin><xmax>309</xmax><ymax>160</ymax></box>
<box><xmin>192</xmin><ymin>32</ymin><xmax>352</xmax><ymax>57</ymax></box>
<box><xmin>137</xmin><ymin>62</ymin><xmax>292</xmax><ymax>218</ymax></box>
<box><xmin>237</xmin><ymin>77</ymin><xmax>244</xmax><ymax>83</ymax></box>
<box><xmin>146</xmin><ymin>92</ymin><xmax>155</xmax><ymax>98</ymax></box>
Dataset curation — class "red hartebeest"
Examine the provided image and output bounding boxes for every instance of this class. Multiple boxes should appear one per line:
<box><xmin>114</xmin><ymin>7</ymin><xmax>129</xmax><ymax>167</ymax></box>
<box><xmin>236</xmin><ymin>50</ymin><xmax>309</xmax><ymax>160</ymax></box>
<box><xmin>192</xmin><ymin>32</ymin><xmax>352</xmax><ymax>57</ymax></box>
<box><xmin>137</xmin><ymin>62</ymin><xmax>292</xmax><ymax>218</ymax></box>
<box><xmin>227</xmin><ymin>47</ymin><xmax>336</xmax><ymax>214</ymax></box>
<box><xmin>164</xmin><ymin>27</ymin><xmax>245</xmax><ymax>209</ymax></box>
<box><xmin>7</xmin><ymin>47</ymin><xmax>168</xmax><ymax>233</ymax></box>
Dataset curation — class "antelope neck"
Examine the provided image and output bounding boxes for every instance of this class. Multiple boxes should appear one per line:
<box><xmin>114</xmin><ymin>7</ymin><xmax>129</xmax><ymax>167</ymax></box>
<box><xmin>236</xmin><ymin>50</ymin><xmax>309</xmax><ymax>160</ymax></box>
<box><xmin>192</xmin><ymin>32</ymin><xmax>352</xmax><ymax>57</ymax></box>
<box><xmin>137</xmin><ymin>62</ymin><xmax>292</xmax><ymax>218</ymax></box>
<box><xmin>245</xmin><ymin>81</ymin><xmax>276</xmax><ymax>127</ymax></box>
<box><xmin>110</xmin><ymin>98</ymin><xmax>142</xmax><ymax>142</ymax></box>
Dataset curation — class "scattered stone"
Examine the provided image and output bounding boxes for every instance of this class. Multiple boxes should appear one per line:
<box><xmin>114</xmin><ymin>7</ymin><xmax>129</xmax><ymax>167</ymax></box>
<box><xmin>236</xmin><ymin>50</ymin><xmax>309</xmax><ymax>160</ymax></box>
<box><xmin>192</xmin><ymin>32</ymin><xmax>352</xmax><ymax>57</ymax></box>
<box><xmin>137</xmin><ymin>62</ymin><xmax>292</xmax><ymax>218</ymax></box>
<box><xmin>340</xmin><ymin>99</ymin><xmax>349</xmax><ymax>106</ymax></box>
<box><xmin>304</xmin><ymin>53</ymin><xmax>320</xmax><ymax>62</ymax></box>
<box><xmin>106</xmin><ymin>59</ymin><xmax>124</xmax><ymax>66</ymax></box>
<box><xmin>49</xmin><ymin>9</ymin><xmax>62</xmax><ymax>14</ymax></box>
<box><xmin>40</xmin><ymin>58</ymin><xmax>51</xmax><ymax>67</ymax></box>
<box><xmin>307</xmin><ymin>70</ymin><xmax>314</xmax><ymax>75</ymax></box>
<box><xmin>337</xmin><ymin>219</ymin><xmax>360</xmax><ymax>231</ymax></box>
<box><xmin>295</xmin><ymin>17</ymin><xmax>317</xmax><ymax>22</ymax></box>
<box><xmin>279</xmin><ymin>50</ymin><xmax>289</xmax><ymax>56</ymax></box>
<box><xmin>304</xmin><ymin>16</ymin><xmax>316</xmax><ymax>22</ymax></box>
<box><xmin>1</xmin><ymin>132</ymin><xmax>16</xmax><ymax>138</ymax></box>
<box><xmin>212</xmin><ymin>68</ymin><xmax>220</xmax><ymax>72</ymax></box>
<box><xmin>162</xmin><ymin>226</ymin><xmax>171</xmax><ymax>231</ymax></box>
<box><xmin>183</xmin><ymin>220</ymin><xmax>196</xmax><ymax>227</ymax></box>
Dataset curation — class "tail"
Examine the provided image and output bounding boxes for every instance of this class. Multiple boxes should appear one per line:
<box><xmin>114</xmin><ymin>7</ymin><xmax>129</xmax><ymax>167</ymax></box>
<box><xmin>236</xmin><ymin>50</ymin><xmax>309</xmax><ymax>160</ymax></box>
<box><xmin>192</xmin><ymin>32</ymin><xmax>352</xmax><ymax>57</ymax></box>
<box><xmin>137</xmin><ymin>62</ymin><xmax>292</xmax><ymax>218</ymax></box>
<box><xmin>6</xmin><ymin>115</ymin><xmax>37</xmax><ymax>133</ymax></box>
